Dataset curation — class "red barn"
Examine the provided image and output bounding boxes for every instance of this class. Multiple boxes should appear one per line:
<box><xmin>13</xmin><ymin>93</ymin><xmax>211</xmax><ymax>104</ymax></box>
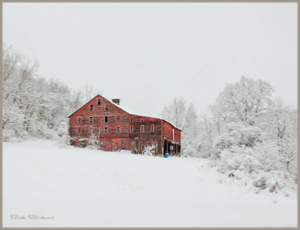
<box><xmin>68</xmin><ymin>94</ymin><xmax>181</xmax><ymax>157</ymax></box>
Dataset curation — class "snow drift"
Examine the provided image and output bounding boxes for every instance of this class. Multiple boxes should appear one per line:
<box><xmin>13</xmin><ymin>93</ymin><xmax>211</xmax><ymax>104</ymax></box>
<box><xmin>3</xmin><ymin>139</ymin><xmax>297</xmax><ymax>227</ymax></box>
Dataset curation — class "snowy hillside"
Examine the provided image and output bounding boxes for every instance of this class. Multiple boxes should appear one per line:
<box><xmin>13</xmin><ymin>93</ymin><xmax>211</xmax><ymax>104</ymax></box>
<box><xmin>3</xmin><ymin>140</ymin><xmax>297</xmax><ymax>227</ymax></box>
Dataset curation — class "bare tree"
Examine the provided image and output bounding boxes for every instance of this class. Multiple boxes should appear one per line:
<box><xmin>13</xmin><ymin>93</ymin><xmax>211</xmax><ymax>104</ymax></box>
<box><xmin>2</xmin><ymin>44</ymin><xmax>20</xmax><ymax>86</ymax></box>
<box><xmin>208</xmin><ymin>102</ymin><xmax>229</xmax><ymax>135</ymax></box>
<box><xmin>160</xmin><ymin>96</ymin><xmax>187</xmax><ymax>128</ymax></box>
<box><xmin>81</xmin><ymin>83</ymin><xmax>101</xmax><ymax>102</ymax></box>
<box><xmin>264</xmin><ymin>98</ymin><xmax>298</xmax><ymax>173</ymax></box>
<box><xmin>160</xmin><ymin>97</ymin><xmax>199</xmax><ymax>156</ymax></box>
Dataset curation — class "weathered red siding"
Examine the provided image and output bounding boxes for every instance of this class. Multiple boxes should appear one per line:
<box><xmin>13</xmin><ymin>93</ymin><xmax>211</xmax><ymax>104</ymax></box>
<box><xmin>68</xmin><ymin>94</ymin><xmax>181</xmax><ymax>157</ymax></box>
<box><xmin>163</xmin><ymin>121</ymin><xmax>181</xmax><ymax>143</ymax></box>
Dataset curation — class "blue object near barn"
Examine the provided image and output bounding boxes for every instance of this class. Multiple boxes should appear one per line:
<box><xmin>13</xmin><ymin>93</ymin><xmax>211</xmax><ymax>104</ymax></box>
<box><xmin>165</xmin><ymin>153</ymin><xmax>169</xmax><ymax>158</ymax></box>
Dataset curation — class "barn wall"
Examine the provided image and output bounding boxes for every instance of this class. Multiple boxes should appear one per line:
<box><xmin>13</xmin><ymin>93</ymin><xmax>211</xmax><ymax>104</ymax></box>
<box><xmin>69</xmin><ymin>95</ymin><xmax>130</xmax><ymax>141</ymax></box>
<box><xmin>162</xmin><ymin>121</ymin><xmax>181</xmax><ymax>144</ymax></box>
<box><xmin>127</xmin><ymin>115</ymin><xmax>163</xmax><ymax>155</ymax></box>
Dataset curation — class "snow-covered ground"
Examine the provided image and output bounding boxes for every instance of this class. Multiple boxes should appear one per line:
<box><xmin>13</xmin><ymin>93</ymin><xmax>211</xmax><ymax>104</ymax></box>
<box><xmin>3</xmin><ymin>140</ymin><xmax>297</xmax><ymax>227</ymax></box>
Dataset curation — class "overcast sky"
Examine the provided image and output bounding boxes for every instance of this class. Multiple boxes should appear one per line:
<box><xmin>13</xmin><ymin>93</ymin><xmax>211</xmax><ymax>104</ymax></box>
<box><xmin>3</xmin><ymin>3</ymin><xmax>297</xmax><ymax>118</ymax></box>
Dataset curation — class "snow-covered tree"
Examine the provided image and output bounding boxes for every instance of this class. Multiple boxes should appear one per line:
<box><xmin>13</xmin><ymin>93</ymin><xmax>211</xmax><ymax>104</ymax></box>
<box><xmin>208</xmin><ymin>101</ymin><xmax>229</xmax><ymax>135</ymax></box>
<box><xmin>213</xmin><ymin>122</ymin><xmax>264</xmax><ymax>151</ymax></box>
<box><xmin>160</xmin><ymin>97</ymin><xmax>200</xmax><ymax>157</ymax></box>
<box><xmin>2</xmin><ymin>44</ymin><xmax>95</xmax><ymax>142</ymax></box>
<box><xmin>262</xmin><ymin>99</ymin><xmax>298</xmax><ymax>175</ymax></box>
<box><xmin>197</xmin><ymin>113</ymin><xmax>215</xmax><ymax>158</ymax></box>
<box><xmin>214</xmin><ymin>76</ymin><xmax>274</xmax><ymax>126</ymax></box>
<box><xmin>203</xmin><ymin>76</ymin><xmax>297</xmax><ymax>193</ymax></box>
<box><xmin>3</xmin><ymin>46</ymin><xmax>39</xmax><ymax>138</ymax></box>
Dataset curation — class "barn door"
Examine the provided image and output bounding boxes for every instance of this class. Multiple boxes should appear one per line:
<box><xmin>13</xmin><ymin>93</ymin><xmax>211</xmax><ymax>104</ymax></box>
<box><xmin>163</xmin><ymin>141</ymin><xmax>167</xmax><ymax>156</ymax></box>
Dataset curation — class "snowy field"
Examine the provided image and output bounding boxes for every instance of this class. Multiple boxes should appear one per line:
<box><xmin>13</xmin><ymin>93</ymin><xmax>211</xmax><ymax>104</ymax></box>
<box><xmin>3</xmin><ymin>140</ymin><xmax>297</xmax><ymax>227</ymax></box>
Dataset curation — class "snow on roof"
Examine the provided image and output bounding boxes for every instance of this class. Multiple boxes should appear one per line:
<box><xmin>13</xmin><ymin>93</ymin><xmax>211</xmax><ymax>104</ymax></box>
<box><xmin>68</xmin><ymin>93</ymin><xmax>181</xmax><ymax>130</ymax></box>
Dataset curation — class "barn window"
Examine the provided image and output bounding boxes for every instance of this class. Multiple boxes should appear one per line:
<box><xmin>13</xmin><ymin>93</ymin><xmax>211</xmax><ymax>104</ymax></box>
<box><xmin>104</xmin><ymin>127</ymin><xmax>108</xmax><ymax>133</ymax></box>
<box><xmin>90</xmin><ymin>117</ymin><xmax>93</xmax><ymax>123</ymax></box>
<box><xmin>78</xmin><ymin>128</ymin><xmax>80</xmax><ymax>134</ymax></box>
<box><xmin>151</xmin><ymin>124</ymin><xmax>155</xmax><ymax>132</ymax></box>
<box><xmin>117</xmin><ymin>115</ymin><xmax>121</xmax><ymax>122</ymax></box>
<box><xmin>130</xmin><ymin>117</ymin><xmax>133</xmax><ymax>122</ymax></box>
<box><xmin>97</xmin><ymin>99</ymin><xmax>101</xmax><ymax>105</ymax></box>
<box><xmin>140</xmin><ymin>125</ymin><xmax>144</xmax><ymax>133</ymax></box>
<box><xmin>121</xmin><ymin>140</ymin><xmax>125</xmax><ymax>146</ymax></box>
<box><xmin>116</xmin><ymin>126</ymin><xmax>120</xmax><ymax>133</ymax></box>
<box><xmin>90</xmin><ymin>105</ymin><xmax>93</xmax><ymax>111</ymax></box>
<box><xmin>141</xmin><ymin>119</ymin><xmax>144</xmax><ymax>122</ymax></box>
<box><xmin>77</xmin><ymin>117</ymin><xmax>81</xmax><ymax>123</ymax></box>
<box><xmin>89</xmin><ymin>127</ymin><xmax>93</xmax><ymax>133</ymax></box>
<box><xmin>105</xmin><ymin>116</ymin><xmax>108</xmax><ymax>123</ymax></box>
<box><xmin>130</xmin><ymin>125</ymin><xmax>133</xmax><ymax>133</ymax></box>
<box><xmin>105</xmin><ymin>104</ymin><xmax>108</xmax><ymax>111</ymax></box>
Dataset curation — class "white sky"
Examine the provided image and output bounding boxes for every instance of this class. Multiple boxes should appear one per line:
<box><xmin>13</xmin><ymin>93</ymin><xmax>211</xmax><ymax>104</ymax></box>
<box><xmin>3</xmin><ymin>3</ymin><xmax>297</xmax><ymax>117</ymax></box>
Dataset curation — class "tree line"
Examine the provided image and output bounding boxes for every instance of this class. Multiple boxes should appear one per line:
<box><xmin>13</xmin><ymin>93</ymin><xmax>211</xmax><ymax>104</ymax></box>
<box><xmin>160</xmin><ymin>76</ymin><xmax>297</xmax><ymax>193</ymax></box>
<box><xmin>2</xmin><ymin>44</ymin><xmax>99</xmax><ymax>142</ymax></box>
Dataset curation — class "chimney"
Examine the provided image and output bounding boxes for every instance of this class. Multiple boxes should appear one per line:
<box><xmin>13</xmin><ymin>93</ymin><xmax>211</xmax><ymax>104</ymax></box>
<box><xmin>112</xmin><ymin>98</ymin><xmax>120</xmax><ymax>105</ymax></box>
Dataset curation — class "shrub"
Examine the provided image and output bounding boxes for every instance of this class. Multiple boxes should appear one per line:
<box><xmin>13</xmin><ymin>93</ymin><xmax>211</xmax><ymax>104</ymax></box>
<box><xmin>217</xmin><ymin>149</ymin><xmax>263</xmax><ymax>174</ymax></box>
<box><xmin>214</xmin><ymin>122</ymin><xmax>264</xmax><ymax>150</ymax></box>
<box><xmin>87</xmin><ymin>133</ymin><xmax>101</xmax><ymax>150</ymax></box>
<box><xmin>142</xmin><ymin>142</ymin><xmax>158</xmax><ymax>156</ymax></box>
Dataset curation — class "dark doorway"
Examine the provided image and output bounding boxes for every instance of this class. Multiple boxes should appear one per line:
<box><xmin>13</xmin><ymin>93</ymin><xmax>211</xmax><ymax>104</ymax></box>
<box><xmin>164</xmin><ymin>141</ymin><xmax>168</xmax><ymax>156</ymax></box>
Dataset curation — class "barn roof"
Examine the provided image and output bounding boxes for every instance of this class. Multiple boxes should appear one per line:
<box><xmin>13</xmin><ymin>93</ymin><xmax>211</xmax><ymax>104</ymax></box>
<box><xmin>68</xmin><ymin>93</ymin><xmax>181</xmax><ymax>131</ymax></box>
